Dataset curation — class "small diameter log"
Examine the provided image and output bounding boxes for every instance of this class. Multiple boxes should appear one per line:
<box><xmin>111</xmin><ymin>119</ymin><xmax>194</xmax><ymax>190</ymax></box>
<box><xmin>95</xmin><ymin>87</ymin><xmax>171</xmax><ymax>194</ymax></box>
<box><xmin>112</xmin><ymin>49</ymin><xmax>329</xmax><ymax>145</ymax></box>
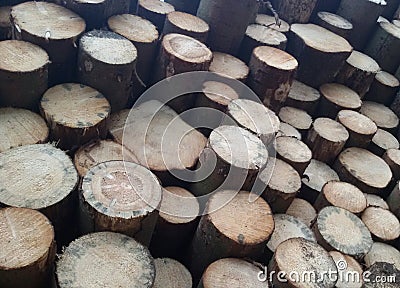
<box><xmin>153</xmin><ymin>258</ymin><xmax>192</xmax><ymax>288</ymax></box>
<box><xmin>337</xmin><ymin>110</ymin><xmax>378</xmax><ymax>148</ymax></box>
<box><xmin>268</xmin><ymin>238</ymin><xmax>337</xmax><ymax>288</ymax></box>
<box><xmin>329</xmin><ymin>251</ymin><xmax>364</xmax><ymax>288</ymax></box>
<box><xmin>0</xmin><ymin>6</ymin><xmax>11</xmax><ymax>40</ymax></box>
<box><xmin>150</xmin><ymin>187</ymin><xmax>199</xmax><ymax>259</ymax></box>
<box><xmin>306</xmin><ymin>118</ymin><xmax>349</xmax><ymax>164</ymax></box>
<box><xmin>40</xmin><ymin>83</ymin><xmax>110</xmax><ymax>151</ymax></box>
<box><xmin>365</xmin><ymin>22</ymin><xmax>400</xmax><ymax>74</ymax></box>
<box><xmin>138</xmin><ymin>0</ymin><xmax>175</xmax><ymax>31</ymax></box>
<box><xmin>163</xmin><ymin>11</ymin><xmax>209</xmax><ymax>43</ymax></box>
<box><xmin>285</xmin><ymin>80</ymin><xmax>321</xmax><ymax>116</ymax></box>
<box><xmin>247</xmin><ymin>46</ymin><xmax>298</xmax><ymax>112</ymax></box>
<box><xmin>336</xmin><ymin>51</ymin><xmax>381</xmax><ymax>98</ymax></box>
<box><xmin>387</xmin><ymin>181</ymin><xmax>400</xmax><ymax>218</ymax></box>
<box><xmin>383</xmin><ymin>149</ymin><xmax>400</xmax><ymax>180</ymax></box>
<box><xmin>314</xmin><ymin>180</ymin><xmax>367</xmax><ymax>214</ymax></box>
<box><xmin>77</xmin><ymin>30</ymin><xmax>137</xmax><ymax>112</ymax></box>
<box><xmin>369</xmin><ymin>128</ymin><xmax>399</xmax><ymax>156</ymax></box>
<box><xmin>11</xmin><ymin>2</ymin><xmax>85</xmax><ymax>85</ymax></box>
<box><xmin>165</xmin><ymin>0</ymin><xmax>200</xmax><ymax>14</ymax></box>
<box><xmin>270</xmin><ymin>0</ymin><xmax>318</xmax><ymax>24</ymax></box>
<box><xmin>278</xmin><ymin>107</ymin><xmax>312</xmax><ymax>139</ymax></box>
<box><xmin>365</xmin><ymin>242</ymin><xmax>400</xmax><ymax>269</ymax></box>
<box><xmin>362</xmin><ymin>207</ymin><xmax>400</xmax><ymax>242</ymax></box>
<box><xmin>286</xmin><ymin>198</ymin><xmax>317</xmax><ymax>227</ymax></box>
<box><xmin>0</xmin><ymin>107</ymin><xmax>49</xmax><ymax>153</ymax></box>
<box><xmin>0</xmin><ymin>40</ymin><xmax>49</xmax><ymax>110</ymax></box>
<box><xmin>363</xmin><ymin>262</ymin><xmax>400</xmax><ymax>288</ymax></box>
<box><xmin>80</xmin><ymin>160</ymin><xmax>162</xmax><ymax>246</ymax></box>
<box><xmin>239</xmin><ymin>24</ymin><xmax>287</xmax><ymax>63</ymax></box>
<box><xmin>312</xmin><ymin>206</ymin><xmax>373</xmax><ymax>258</ymax></box>
<box><xmin>276</xmin><ymin>122</ymin><xmax>302</xmax><ymax>140</ymax></box>
<box><xmin>188</xmin><ymin>190</ymin><xmax>274</xmax><ymax>281</ymax></box>
<box><xmin>274</xmin><ymin>136</ymin><xmax>312</xmax><ymax>175</ymax></box>
<box><xmin>360</xmin><ymin>101</ymin><xmax>399</xmax><ymax>134</ymax></box>
<box><xmin>315</xmin><ymin>12</ymin><xmax>353</xmax><ymax>40</ymax></box>
<box><xmin>318</xmin><ymin>83</ymin><xmax>362</xmax><ymax>118</ymax></box>
<box><xmin>199</xmin><ymin>258</ymin><xmax>268</xmax><ymax>288</ymax></box>
<box><xmin>299</xmin><ymin>159</ymin><xmax>339</xmax><ymax>204</ymax></box>
<box><xmin>364</xmin><ymin>70</ymin><xmax>400</xmax><ymax>105</ymax></box>
<box><xmin>56</xmin><ymin>232</ymin><xmax>155</xmax><ymax>288</ymax></box>
<box><xmin>209</xmin><ymin>52</ymin><xmax>249</xmax><ymax>82</ymax></box>
<box><xmin>287</xmin><ymin>24</ymin><xmax>353</xmax><ymax>88</ymax></box>
<box><xmin>365</xmin><ymin>193</ymin><xmax>390</xmax><ymax>210</ymax></box>
<box><xmin>255</xmin><ymin>14</ymin><xmax>290</xmax><ymax>34</ymax></box>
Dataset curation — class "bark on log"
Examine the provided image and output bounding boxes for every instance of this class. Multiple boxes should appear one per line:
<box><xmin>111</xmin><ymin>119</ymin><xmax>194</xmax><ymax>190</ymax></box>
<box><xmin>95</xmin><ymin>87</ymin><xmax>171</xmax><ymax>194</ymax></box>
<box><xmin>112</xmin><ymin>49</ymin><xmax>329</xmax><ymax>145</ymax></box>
<box><xmin>360</xmin><ymin>101</ymin><xmax>399</xmax><ymax>134</ymax></box>
<box><xmin>390</xmin><ymin>90</ymin><xmax>400</xmax><ymax>119</ymax></box>
<box><xmin>163</xmin><ymin>11</ymin><xmax>209</xmax><ymax>43</ymax></box>
<box><xmin>369</xmin><ymin>128</ymin><xmax>399</xmax><ymax>156</ymax></box>
<box><xmin>362</xmin><ymin>207</ymin><xmax>400</xmax><ymax>242</ymax></box>
<box><xmin>153</xmin><ymin>258</ymin><xmax>192</xmax><ymax>288</ymax></box>
<box><xmin>315</xmin><ymin>12</ymin><xmax>353</xmax><ymax>40</ymax></box>
<box><xmin>285</xmin><ymin>198</ymin><xmax>317</xmax><ymax>228</ymax></box>
<box><xmin>310</xmin><ymin>0</ymin><xmax>341</xmax><ymax>21</ymax></box>
<box><xmin>329</xmin><ymin>251</ymin><xmax>364</xmax><ymax>288</ymax></box>
<box><xmin>137</xmin><ymin>0</ymin><xmax>175</xmax><ymax>31</ymax></box>
<box><xmin>383</xmin><ymin>149</ymin><xmax>400</xmax><ymax>181</ymax></box>
<box><xmin>363</xmin><ymin>262</ymin><xmax>400</xmax><ymax>288</ymax></box>
<box><xmin>270</xmin><ymin>0</ymin><xmax>318</xmax><ymax>24</ymax></box>
<box><xmin>364</xmin><ymin>242</ymin><xmax>400</xmax><ymax>269</ymax></box>
<box><xmin>387</xmin><ymin>181</ymin><xmax>400</xmax><ymax>218</ymax></box>
<box><xmin>255</xmin><ymin>14</ymin><xmax>290</xmax><ymax>34</ymax></box>
<box><xmin>364</xmin><ymin>70</ymin><xmax>400</xmax><ymax>105</ymax></box>
<box><xmin>285</xmin><ymin>80</ymin><xmax>321</xmax><ymax>116</ymax></box>
<box><xmin>0</xmin><ymin>6</ymin><xmax>11</xmax><ymax>40</ymax></box>
<box><xmin>165</xmin><ymin>0</ymin><xmax>200</xmax><ymax>15</ymax></box>
<box><xmin>276</xmin><ymin>122</ymin><xmax>302</xmax><ymax>140</ymax></box>
<box><xmin>209</xmin><ymin>52</ymin><xmax>249</xmax><ymax>82</ymax></box>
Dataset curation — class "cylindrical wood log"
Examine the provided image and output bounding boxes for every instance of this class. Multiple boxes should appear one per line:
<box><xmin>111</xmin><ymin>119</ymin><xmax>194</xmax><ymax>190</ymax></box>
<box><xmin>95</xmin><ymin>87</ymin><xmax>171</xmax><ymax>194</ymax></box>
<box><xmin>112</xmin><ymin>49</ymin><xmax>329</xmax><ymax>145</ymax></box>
<box><xmin>365</xmin><ymin>22</ymin><xmax>400</xmax><ymax>74</ymax></box>
<box><xmin>276</xmin><ymin>122</ymin><xmax>302</xmax><ymax>140</ymax></box>
<box><xmin>239</xmin><ymin>24</ymin><xmax>287</xmax><ymax>63</ymax></box>
<box><xmin>153</xmin><ymin>258</ymin><xmax>192</xmax><ymax>288</ymax></box>
<box><xmin>378</xmin><ymin>15</ymin><xmax>391</xmax><ymax>23</ymax></box>
<box><xmin>336</xmin><ymin>51</ymin><xmax>381</xmax><ymax>98</ymax></box>
<box><xmin>163</xmin><ymin>11</ymin><xmax>209</xmax><ymax>43</ymax></box>
<box><xmin>300</xmin><ymin>159</ymin><xmax>340</xmax><ymax>204</ymax></box>
<box><xmin>77</xmin><ymin>30</ymin><xmax>137</xmax><ymax>112</ymax></box>
<box><xmin>310</xmin><ymin>0</ymin><xmax>341</xmax><ymax>20</ymax></box>
<box><xmin>337</xmin><ymin>110</ymin><xmax>378</xmax><ymax>148</ymax></box>
<box><xmin>306</xmin><ymin>118</ymin><xmax>349</xmax><ymax>164</ymax></box>
<box><xmin>369</xmin><ymin>128</ymin><xmax>400</xmax><ymax>156</ymax></box>
<box><xmin>208</xmin><ymin>52</ymin><xmax>249</xmax><ymax>82</ymax></box>
<box><xmin>362</xmin><ymin>207</ymin><xmax>400</xmax><ymax>242</ymax></box>
<box><xmin>287</xmin><ymin>24</ymin><xmax>353</xmax><ymax>88</ymax></box>
<box><xmin>365</xmin><ymin>193</ymin><xmax>390</xmax><ymax>209</ymax></box>
<box><xmin>247</xmin><ymin>46</ymin><xmax>298</xmax><ymax>112</ymax></box>
<box><xmin>40</xmin><ymin>83</ymin><xmax>110</xmax><ymax>151</ymax></box>
<box><xmin>0</xmin><ymin>207</ymin><xmax>55</xmax><ymax>288</ymax></box>
<box><xmin>274</xmin><ymin>136</ymin><xmax>312</xmax><ymax>175</ymax></box>
<box><xmin>363</xmin><ymin>262</ymin><xmax>400</xmax><ymax>288</ymax></box>
<box><xmin>315</xmin><ymin>12</ymin><xmax>353</xmax><ymax>40</ymax></box>
<box><xmin>188</xmin><ymin>190</ymin><xmax>274</xmax><ymax>281</ymax></box>
<box><xmin>312</xmin><ymin>206</ymin><xmax>373</xmax><ymax>258</ymax></box>
<box><xmin>278</xmin><ymin>107</ymin><xmax>312</xmax><ymax>138</ymax></box>
<box><xmin>11</xmin><ymin>2</ymin><xmax>85</xmax><ymax>85</ymax></box>
<box><xmin>360</xmin><ymin>101</ymin><xmax>399</xmax><ymax>134</ymax></box>
<box><xmin>0</xmin><ymin>107</ymin><xmax>49</xmax><ymax>153</ymax></box>
<box><xmin>165</xmin><ymin>0</ymin><xmax>200</xmax><ymax>14</ymax></box>
<box><xmin>270</xmin><ymin>0</ymin><xmax>318</xmax><ymax>24</ymax></box>
<box><xmin>383</xmin><ymin>149</ymin><xmax>400</xmax><ymax>181</ymax></box>
<box><xmin>364</xmin><ymin>242</ymin><xmax>400</xmax><ymax>269</ymax></box>
<box><xmin>387</xmin><ymin>181</ymin><xmax>400</xmax><ymax>218</ymax></box>
<box><xmin>255</xmin><ymin>14</ymin><xmax>290</xmax><ymax>34</ymax></box>
<box><xmin>286</xmin><ymin>198</ymin><xmax>317</xmax><ymax>227</ymax></box>
<box><xmin>364</xmin><ymin>70</ymin><xmax>400</xmax><ymax>105</ymax></box>
<box><xmin>56</xmin><ymin>232</ymin><xmax>155</xmax><ymax>288</ymax></box>
<box><xmin>285</xmin><ymin>80</ymin><xmax>321</xmax><ymax>116</ymax></box>
<box><xmin>394</xmin><ymin>19</ymin><xmax>400</xmax><ymax>28</ymax></box>
<box><xmin>150</xmin><ymin>186</ymin><xmax>199</xmax><ymax>259</ymax></box>
<box><xmin>0</xmin><ymin>40</ymin><xmax>49</xmax><ymax>110</ymax></box>
<box><xmin>318</xmin><ymin>83</ymin><xmax>362</xmax><ymax>118</ymax></box>
<box><xmin>314</xmin><ymin>180</ymin><xmax>367</xmax><ymax>214</ymax></box>
<box><xmin>0</xmin><ymin>6</ymin><xmax>11</xmax><ymax>40</ymax></box>
<box><xmin>329</xmin><ymin>251</ymin><xmax>364</xmax><ymax>288</ymax></box>
<box><xmin>80</xmin><ymin>160</ymin><xmax>162</xmax><ymax>246</ymax></box>
<box><xmin>268</xmin><ymin>238</ymin><xmax>337</xmax><ymax>288</ymax></box>
<box><xmin>196</xmin><ymin>0</ymin><xmax>258</xmax><ymax>55</ymax></box>
<box><xmin>137</xmin><ymin>0</ymin><xmax>175</xmax><ymax>31</ymax></box>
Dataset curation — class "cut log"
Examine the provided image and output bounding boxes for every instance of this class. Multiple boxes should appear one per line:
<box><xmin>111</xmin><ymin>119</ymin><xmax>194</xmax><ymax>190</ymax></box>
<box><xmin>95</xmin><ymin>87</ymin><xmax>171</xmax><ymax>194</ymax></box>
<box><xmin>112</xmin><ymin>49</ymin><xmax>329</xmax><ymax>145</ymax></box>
<box><xmin>0</xmin><ymin>40</ymin><xmax>49</xmax><ymax>110</ymax></box>
<box><xmin>310</xmin><ymin>0</ymin><xmax>341</xmax><ymax>20</ymax></box>
<box><xmin>208</xmin><ymin>52</ymin><xmax>249</xmax><ymax>82</ymax></box>
<box><xmin>360</xmin><ymin>101</ymin><xmax>399</xmax><ymax>134</ymax></box>
<box><xmin>137</xmin><ymin>0</ymin><xmax>175</xmax><ymax>31</ymax></box>
<box><xmin>239</xmin><ymin>24</ymin><xmax>287</xmax><ymax>63</ymax></box>
<box><xmin>365</xmin><ymin>193</ymin><xmax>390</xmax><ymax>210</ymax></box>
<box><xmin>188</xmin><ymin>190</ymin><xmax>274</xmax><ymax>281</ymax></box>
<box><xmin>247</xmin><ymin>46</ymin><xmax>298</xmax><ymax>112</ymax></box>
<box><xmin>287</xmin><ymin>23</ymin><xmax>353</xmax><ymax>88</ymax></box>
<box><xmin>0</xmin><ymin>207</ymin><xmax>56</xmax><ymax>288</ymax></box>
<box><xmin>268</xmin><ymin>238</ymin><xmax>337</xmax><ymax>288</ymax></box>
<box><xmin>0</xmin><ymin>6</ymin><xmax>11</xmax><ymax>40</ymax></box>
<box><xmin>11</xmin><ymin>2</ymin><xmax>85</xmax><ymax>85</ymax></box>
<box><xmin>364</xmin><ymin>70</ymin><xmax>400</xmax><ymax>105</ymax></box>
<box><xmin>196</xmin><ymin>0</ymin><xmax>258</xmax><ymax>54</ymax></box>
<box><xmin>383</xmin><ymin>149</ymin><xmax>400</xmax><ymax>181</ymax></box>
<box><xmin>394</xmin><ymin>19</ymin><xmax>400</xmax><ymax>27</ymax></box>
<box><xmin>80</xmin><ymin>160</ymin><xmax>162</xmax><ymax>246</ymax></box>
<box><xmin>270</xmin><ymin>0</ymin><xmax>318</xmax><ymax>24</ymax></box>
<box><xmin>77</xmin><ymin>30</ymin><xmax>137</xmax><ymax>112</ymax></box>
<box><xmin>369</xmin><ymin>128</ymin><xmax>399</xmax><ymax>156</ymax></box>
<box><xmin>336</xmin><ymin>51</ymin><xmax>381</xmax><ymax>98</ymax></box>
<box><xmin>364</xmin><ymin>242</ymin><xmax>400</xmax><ymax>269</ymax></box>
<box><xmin>285</xmin><ymin>80</ymin><xmax>321</xmax><ymax>116</ymax></box>
<box><xmin>163</xmin><ymin>11</ymin><xmax>209</xmax><ymax>43</ymax></box>
<box><xmin>164</xmin><ymin>0</ymin><xmax>200</xmax><ymax>15</ymax></box>
<box><xmin>0</xmin><ymin>107</ymin><xmax>49</xmax><ymax>153</ymax></box>
<box><xmin>56</xmin><ymin>232</ymin><xmax>155</xmax><ymax>288</ymax></box>
<box><xmin>378</xmin><ymin>16</ymin><xmax>391</xmax><ymax>23</ymax></box>
<box><xmin>362</xmin><ymin>207</ymin><xmax>400</xmax><ymax>242</ymax></box>
<box><xmin>276</xmin><ymin>122</ymin><xmax>302</xmax><ymax>140</ymax></box>
<box><xmin>337</xmin><ymin>110</ymin><xmax>378</xmax><ymax>148</ymax></box>
<box><xmin>329</xmin><ymin>251</ymin><xmax>364</xmax><ymax>288</ymax></box>
<box><xmin>334</xmin><ymin>147</ymin><xmax>392</xmax><ymax>194</ymax></box>
<box><xmin>315</xmin><ymin>12</ymin><xmax>353</xmax><ymax>40</ymax></box>
<box><xmin>306</xmin><ymin>117</ymin><xmax>349</xmax><ymax>164</ymax></box>
<box><xmin>255</xmin><ymin>14</ymin><xmax>290</xmax><ymax>34</ymax></box>
<box><xmin>388</xmin><ymin>182</ymin><xmax>400</xmax><ymax>218</ymax></box>
<box><xmin>300</xmin><ymin>159</ymin><xmax>339</xmax><ymax>204</ymax></box>
<box><xmin>153</xmin><ymin>258</ymin><xmax>192</xmax><ymax>288</ymax></box>
<box><xmin>278</xmin><ymin>106</ymin><xmax>312</xmax><ymax>137</ymax></box>
<box><xmin>286</xmin><ymin>198</ymin><xmax>317</xmax><ymax>228</ymax></box>
<box><xmin>314</xmin><ymin>180</ymin><xmax>367</xmax><ymax>214</ymax></box>
<box><xmin>40</xmin><ymin>83</ymin><xmax>110</xmax><ymax>151</ymax></box>
<box><xmin>312</xmin><ymin>206</ymin><xmax>373</xmax><ymax>258</ymax></box>
<box><xmin>363</xmin><ymin>262</ymin><xmax>400</xmax><ymax>288</ymax></box>
<box><xmin>318</xmin><ymin>83</ymin><xmax>362</xmax><ymax>118</ymax></box>
<box><xmin>274</xmin><ymin>136</ymin><xmax>312</xmax><ymax>175</ymax></box>
<box><xmin>365</xmin><ymin>22</ymin><xmax>400</xmax><ymax>74</ymax></box>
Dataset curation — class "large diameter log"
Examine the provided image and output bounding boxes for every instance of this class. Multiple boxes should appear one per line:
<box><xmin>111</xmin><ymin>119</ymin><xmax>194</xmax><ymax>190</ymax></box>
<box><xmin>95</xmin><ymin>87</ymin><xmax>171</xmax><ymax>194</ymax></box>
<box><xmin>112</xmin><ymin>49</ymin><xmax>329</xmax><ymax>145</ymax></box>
<box><xmin>286</xmin><ymin>198</ymin><xmax>317</xmax><ymax>228</ymax></box>
<box><xmin>163</xmin><ymin>11</ymin><xmax>209</xmax><ymax>43</ymax></box>
<box><xmin>208</xmin><ymin>52</ymin><xmax>249</xmax><ymax>82</ymax></box>
<box><xmin>247</xmin><ymin>46</ymin><xmax>298</xmax><ymax>112</ymax></box>
<box><xmin>0</xmin><ymin>40</ymin><xmax>49</xmax><ymax>110</ymax></box>
<box><xmin>270</xmin><ymin>0</ymin><xmax>318</xmax><ymax>24</ymax></box>
<box><xmin>56</xmin><ymin>232</ymin><xmax>155</xmax><ymax>288</ymax></box>
<box><xmin>329</xmin><ymin>251</ymin><xmax>364</xmax><ymax>288</ymax></box>
<box><xmin>255</xmin><ymin>14</ymin><xmax>290</xmax><ymax>34</ymax></box>
<box><xmin>287</xmin><ymin>24</ymin><xmax>353</xmax><ymax>88</ymax></box>
<box><xmin>369</xmin><ymin>128</ymin><xmax>399</xmax><ymax>156</ymax></box>
<box><xmin>153</xmin><ymin>258</ymin><xmax>192</xmax><ymax>288</ymax></box>
<box><xmin>388</xmin><ymin>182</ymin><xmax>400</xmax><ymax>218</ymax></box>
<box><xmin>315</xmin><ymin>12</ymin><xmax>353</xmax><ymax>40</ymax></box>
<box><xmin>360</xmin><ymin>101</ymin><xmax>399</xmax><ymax>134</ymax></box>
<box><xmin>364</xmin><ymin>242</ymin><xmax>400</xmax><ymax>269</ymax></box>
<box><xmin>284</xmin><ymin>80</ymin><xmax>321</xmax><ymax>116</ymax></box>
<box><xmin>196</xmin><ymin>0</ymin><xmax>258</xmax><ymax>55</ymax></box>
<box><xmin>165</xmin><ymin>0</ymin><xmax>200</xmax><ymax>14</ymax></box>
<box><xmin>363</xmin><ymin>262</ymin><xmax>400</xmax><ymax>288</ymax></box>
<box><xmin>137</xmin><ymin>0</ymin><xmax>175</xmax><ymax>31</ymax></box>
<box><xmin>0</xmin><ymin>208</ymin><xmax>56</xmax><ymax>288</ymax></box>
<box><xmin>0</xmin><ymin>6</ymin><xmax>11</xmax><ymax>40</ymax></box>
<box><xmin>365</xmin><ymin>70</ymin><xmax>400</xmax><ymax>105</ymax></box>
<box><xmin>77</xmin><ymin>30</ymin><xmax>137</xmax><ymax>112</ymax></box>
<box><xmin>362</xmin><ymin>207</ymin><xmax>400</xmax><ymax>242</ymax></box>
<box><xmin>11</xmin><ymin>2</ymin><xmax>85</xmax><ymax>85</ymax></box>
